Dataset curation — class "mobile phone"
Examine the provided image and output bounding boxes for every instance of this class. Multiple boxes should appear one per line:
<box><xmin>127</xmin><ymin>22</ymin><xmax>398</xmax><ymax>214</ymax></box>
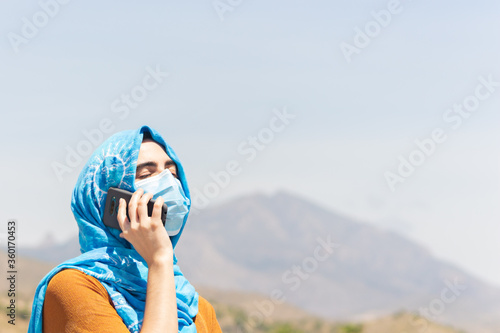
<box><xmin>103</xmin><ymin>187</ymin><xmax>168</xmax><ymax>231</ymax></box>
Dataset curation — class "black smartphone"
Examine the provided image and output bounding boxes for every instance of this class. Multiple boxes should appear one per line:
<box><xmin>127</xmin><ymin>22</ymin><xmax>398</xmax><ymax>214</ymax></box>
<box><xmin>103</xmin><ymin>187</ymin><xmax>168</xmax><ymax>231</ymax></box>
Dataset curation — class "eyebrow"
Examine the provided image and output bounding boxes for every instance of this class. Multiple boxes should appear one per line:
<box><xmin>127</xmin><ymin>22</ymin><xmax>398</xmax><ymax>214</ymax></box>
<box><xmin>136</xmin><ymin>160</ymin><xmax>176</xmax><ymax>173</ymax></box>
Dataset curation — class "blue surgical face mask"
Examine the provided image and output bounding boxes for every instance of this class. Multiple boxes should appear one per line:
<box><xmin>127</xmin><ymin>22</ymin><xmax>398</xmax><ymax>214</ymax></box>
<box><xmin>134</xmin><ymin>169</ymin><xmax>190</xmax><ymax>236</ymax></box>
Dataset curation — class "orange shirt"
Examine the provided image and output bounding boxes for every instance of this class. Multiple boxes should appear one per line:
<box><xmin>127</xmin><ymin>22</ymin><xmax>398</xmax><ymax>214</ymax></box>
<box><xmin>42</xmin><ymin>268</ymin><xmax>222</xmax><ymax>333</ymax></box>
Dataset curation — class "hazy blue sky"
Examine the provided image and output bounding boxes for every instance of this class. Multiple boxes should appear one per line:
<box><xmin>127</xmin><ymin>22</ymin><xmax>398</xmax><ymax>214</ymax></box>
<box><xmin>1</xmin><ymin>0</ymin><xmax>499</xmax><ymax>287</ymax></box>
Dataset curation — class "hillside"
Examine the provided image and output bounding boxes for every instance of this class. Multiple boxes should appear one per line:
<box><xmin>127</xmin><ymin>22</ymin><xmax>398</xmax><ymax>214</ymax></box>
<box><xmin>0</xmin><ymin>261</ymin><xmax>465</xmax><ymax>333</ymax></box>
<box><xmin>177</xmin><ymin>192</ymin><xmax>500</xmax><ymax>332</ymax></box>
<box><xmin>17</xmin><ymin>191</ymin><xmax>500</xmax><ymax>332</ymax></box>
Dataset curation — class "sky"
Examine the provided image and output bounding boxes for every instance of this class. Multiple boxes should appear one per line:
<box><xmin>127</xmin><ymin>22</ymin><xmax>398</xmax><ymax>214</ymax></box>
<box><xmin>1</xmin><ymin>0</ymin><xmax>499</xmax><ymax>287</ymax></box>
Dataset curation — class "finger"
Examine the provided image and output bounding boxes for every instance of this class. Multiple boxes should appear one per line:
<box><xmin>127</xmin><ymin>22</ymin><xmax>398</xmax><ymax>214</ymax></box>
<box><xmin>117</xmin><ymin>198</ymin><xmax>130</xmax><ymax>233</ymax></box>
<box><xmin>128</xmin><ymin>188</ymin><xmax>144</xmax><ymax>226</ymax></box>
<box><xmin>138</xmin><ymin>191</ymin><xmax>154</xmax><ymax>223</ymax></box>
<box><xmin>151</xmin><ymin>196</ymin><xmax>164</xmax><ymax>224</ymax></box>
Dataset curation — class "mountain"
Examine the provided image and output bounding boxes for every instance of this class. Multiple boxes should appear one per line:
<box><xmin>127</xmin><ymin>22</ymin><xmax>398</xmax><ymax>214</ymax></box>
<box><xmin>19</xmin><ymin>191</ymin><xmax>500</xmax><ymax>332</ymax></box>
<box><xmin>0</xmin><ymin>257</ymin><xmax>465</xmax><ymax>333</ymax></box>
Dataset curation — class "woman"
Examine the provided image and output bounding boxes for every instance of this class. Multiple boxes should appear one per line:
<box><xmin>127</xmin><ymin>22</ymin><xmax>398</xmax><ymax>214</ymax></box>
<box><xmin>28</xmin><ymin>126</ymin><xmax>222</xmax><ymax>332</ymax></box>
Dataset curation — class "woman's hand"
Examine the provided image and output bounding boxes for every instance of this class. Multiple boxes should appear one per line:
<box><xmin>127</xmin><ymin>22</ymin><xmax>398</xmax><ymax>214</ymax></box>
<box><xmin>117</xmin><ymin>189</ymin><xmax>173</xmax><ymax>265</ymax></box>
<box><xmin>117</xmin><ymin>189</ymin><xmax>178</xmax><ymax>332</ymax></box>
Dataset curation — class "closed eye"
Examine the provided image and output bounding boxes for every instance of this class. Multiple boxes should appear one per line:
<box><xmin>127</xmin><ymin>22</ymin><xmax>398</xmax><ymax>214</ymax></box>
<box><xmin>165</xmin><ymin>161</ymin><xmax>179</xmax><ymax>179</ymax></box>
<box><xmin>135</xmin><ymin>160</ymin><xmax>179</xmax><ymax>180</ymax></box>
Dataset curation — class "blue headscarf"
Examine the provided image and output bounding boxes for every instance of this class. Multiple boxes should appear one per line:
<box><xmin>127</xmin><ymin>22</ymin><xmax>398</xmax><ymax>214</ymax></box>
<box><xmin>28</xmin><ymin>126</ymin><xmax>198</xmax><ymax>332</ymax></box>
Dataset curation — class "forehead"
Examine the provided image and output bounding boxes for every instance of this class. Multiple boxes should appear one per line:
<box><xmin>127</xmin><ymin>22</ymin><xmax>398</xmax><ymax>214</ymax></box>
<box><xmin>137</xmin><ymin>140</ymin><xmax>171</xmax><ymax>163</ymax></box>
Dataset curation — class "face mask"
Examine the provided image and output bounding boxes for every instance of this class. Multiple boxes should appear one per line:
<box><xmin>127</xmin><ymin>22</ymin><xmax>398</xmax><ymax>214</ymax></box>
<box><xmin>134</xmin><ymin>169</ymin><xmax>190</xmax><ymax>236</ymax></box>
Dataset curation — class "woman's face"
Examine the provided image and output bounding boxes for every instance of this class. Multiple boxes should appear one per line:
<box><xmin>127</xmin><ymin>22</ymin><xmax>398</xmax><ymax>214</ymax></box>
<box><xmin>135</xmin><ymin>139</ymin><xmax>178</xmax><ymax>181</ymax></box>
